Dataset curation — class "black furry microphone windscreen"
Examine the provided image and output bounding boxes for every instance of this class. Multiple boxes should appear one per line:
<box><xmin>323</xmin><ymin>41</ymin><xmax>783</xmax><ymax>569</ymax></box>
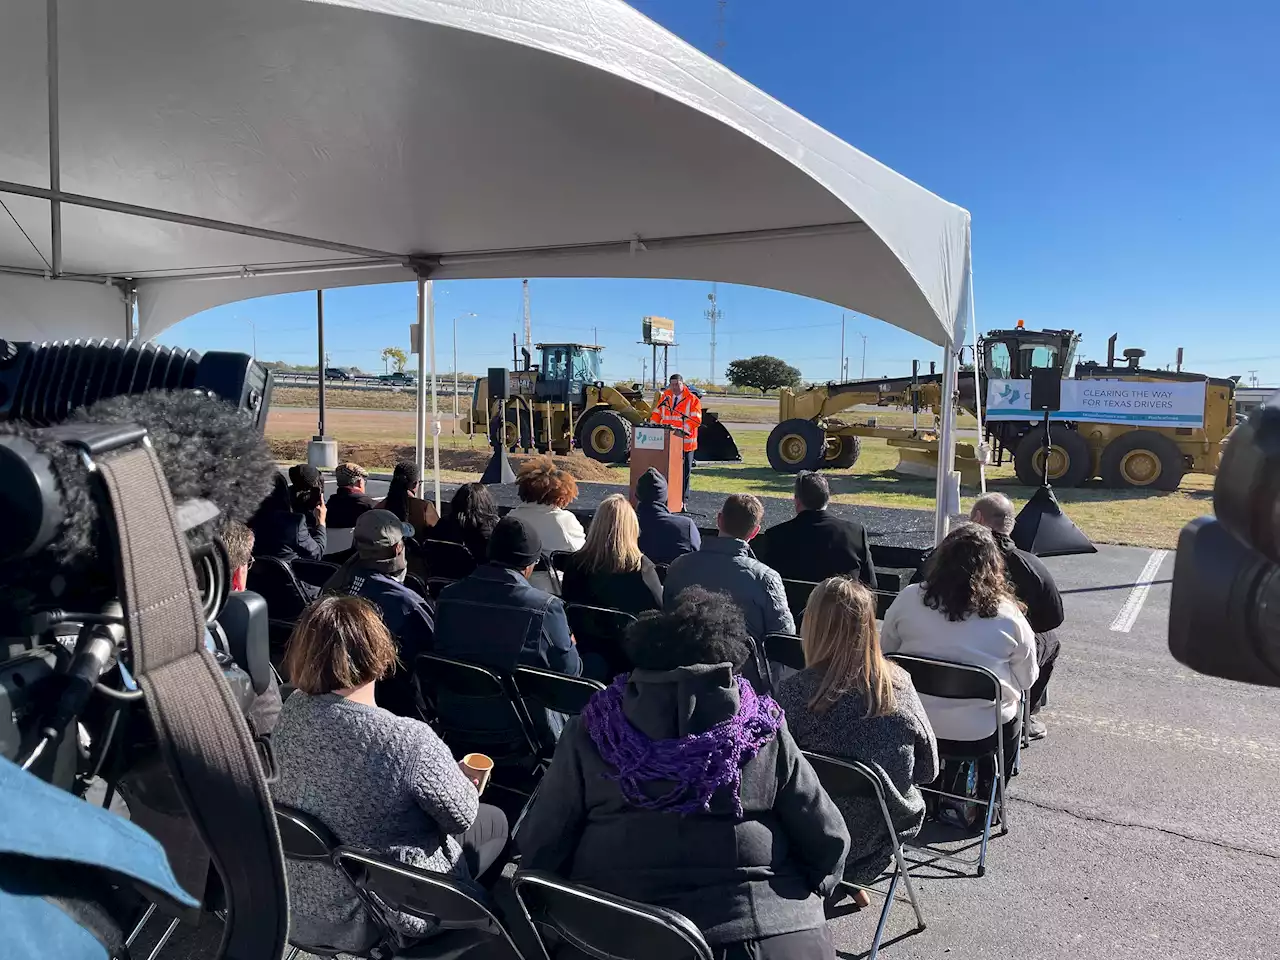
<box><xmin>0</xmin><ymin>390</ymin><xmax>278</xmax><ymax>606</ymax></box>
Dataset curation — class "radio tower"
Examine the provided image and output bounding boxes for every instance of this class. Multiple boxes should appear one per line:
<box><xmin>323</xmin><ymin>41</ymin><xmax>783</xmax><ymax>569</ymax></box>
<box><xmin>714</xmin><ymin>0</ymin><xmax>728</xmax><ymax>57</ymax></box>
<box><xmin>522</xmin><ymin>279</ymin><xmax>532</xmax><ymax>355</ymax></box>
<box><xmin>705</xmin><ymin>285</ymin><xmax>723</xmax><ymax>385</ymax></box>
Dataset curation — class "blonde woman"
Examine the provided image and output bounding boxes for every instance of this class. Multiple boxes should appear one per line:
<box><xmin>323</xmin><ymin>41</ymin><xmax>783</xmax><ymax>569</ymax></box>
<box><xmin>776</xmin><ymin>578</ymin><xmax>937</xmax><ymax>891</ymax></box>
<box><xmin>560</xmin><ymin>494</ymin><xmax>663</xmax><ymax>615</ymax></box>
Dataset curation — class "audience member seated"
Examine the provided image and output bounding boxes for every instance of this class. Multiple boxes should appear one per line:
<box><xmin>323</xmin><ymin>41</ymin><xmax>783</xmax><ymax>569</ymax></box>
<box><xmin>326</xmin><ymin>462</ymin><xmax>376</xmax><ymax>528</ymax></box>
<box><xmin>508</xmin><ymin>457</ymin><xmax>585</xmax><ymax>594</ymax></box>
<box><xmin>756</xmin><ymin>471</ymin><xmax>877</xmax><ymax>588</ymax></box>
<box><xmin>969</xmin><ymin>493</ymin><xmax>1063</xmax><ymax>741</ymax></box>
<box><xmin>250</xmin><ymin>474</ymin><xmax>327</xmax><ymax>576</ymax></box>
<box><xmin>434</xmin><ymin>516</ymin><xmax>582</xmax><ymax>743</ymax></box>
<box><xmin>518</xmin><ymin>588</ymin><xmax>849</xmax><ymax>960</ymax></box>
<box><xmin>880</xmin><ymin>525</ymin><xmax>1037</xmax><ymax>775</ymax></box>
<box><xmin>664</xmin><ymin>494</ymin><xmax>795</xmax><ymax>644</ymax></box>
<box><xmin>288</xmin><ymin>463</ymin><xmax>326</xmax><ymax>515</ymax></box>
<box><xmin>432</xmin><ymin>482</ymin><xmax>500</xmax><ymax>562</ymax></box>
<box><xmin>273</xmin><ymin>597</ymin><xmax>508</xmax><ymax>954</ymax></box>
<box><xmin>560</xmin><ymin>494</ymin><xmax>663</xmax><ymax>615</ymax></box>
<box><xmin>634</xmin><ymin>466</ymin><xmax>701</xmax><ymax>564</ymax></box>
<box><xmin>777</xmin><ymin>577</ymin><xmax>937</xmax><ymax>899</ymax></box>
<box><xmin>222</xmin><ymin>519</ymin><xmax>284</xmax><ymax>737</ymax></box>
<box><xmin>324</xmin><ymin>510</ymin><xmax>435</xmax><ymax>715</ymax></box>
<box><xmin>378</xmin><ymin>460</ymin><xmax>440</xmax><ymax>540</ymax></box>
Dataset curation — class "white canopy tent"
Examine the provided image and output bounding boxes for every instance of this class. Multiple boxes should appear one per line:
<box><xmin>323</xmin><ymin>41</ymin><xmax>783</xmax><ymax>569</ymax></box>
<box><xmin>0</xmin><ymin>0</ymin><xmax>975</xmax><ymax>541</ymax></box>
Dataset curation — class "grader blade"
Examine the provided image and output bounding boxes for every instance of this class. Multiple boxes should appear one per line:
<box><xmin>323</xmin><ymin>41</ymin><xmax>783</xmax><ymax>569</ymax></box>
<box><xmin>888</xmin><ymin>438</ymin><xmax>984</xmax><ymax>487</ymax></box>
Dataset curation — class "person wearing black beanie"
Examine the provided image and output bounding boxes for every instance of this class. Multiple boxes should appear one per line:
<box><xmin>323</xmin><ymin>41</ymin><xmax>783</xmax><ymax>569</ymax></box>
<box><xmin>434</xmin><ymin>515</ymin><xmax>583</xmax><ymax>745</ymax></box>
<box><xmin>635</xmin><ymin>467</ymin><xmax>702</xmax><ymax>565</ymax></box>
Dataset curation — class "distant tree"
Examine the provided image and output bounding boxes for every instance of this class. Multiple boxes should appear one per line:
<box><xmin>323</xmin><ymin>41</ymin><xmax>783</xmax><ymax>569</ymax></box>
<box><xmin>960</xmin><ymin>362</ymin><xmax>976</xmax><ymax>373</ymax></box>
<box><xmin>381</xmin><ymin>346</ymin><xmax>408</xmax><ymax>373</ymax></box>
<box><xmin>725</xmin><ymin>355</ymin><xmax>802</xmax><ymax>395</ymax></box>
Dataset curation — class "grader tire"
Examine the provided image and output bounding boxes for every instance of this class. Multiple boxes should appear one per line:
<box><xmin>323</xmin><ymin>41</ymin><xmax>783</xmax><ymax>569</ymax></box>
<box><xmin>579</xmin><ymin>409</ymin><xmax>632</xmax><ymax>464</ymax></box>
<box><xmin>824</xmin><ymin>434</ymin><xmax>862</xmax><ymax>469</ymax></box>
<box><xmin>1013</xmin><ymin>426</ymin><xmax>1091</xmax><ymax>487</ymax></box>
<box><xmin>767</xmin><ymin>419</ymin><xmax>826</xmax><ymax>473</ymax></box>
<box><xmin>1100</xmin><ymin>430</ymin><xmax>1184</xmax><ymax>491</ymax></box>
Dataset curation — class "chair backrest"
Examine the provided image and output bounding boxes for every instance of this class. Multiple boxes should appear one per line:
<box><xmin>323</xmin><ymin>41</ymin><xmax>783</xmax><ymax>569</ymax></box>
<box><xmin>564</xmin><ymin>604</ymin><xmax>638</xmax><ymax>677</ymax></box>
<box><xmin>764</xmin><ymin>633</ymin><xmax>805</xmax><ymax>672</ymax></box>
<box><xmin>415</xmin><ymin>653</ymin><xmax>539</xmax><ymax>759</ymax></box>
<box><xmin>336</xmin><ymin>847</ymin><xmax>523</xmax><ymax>958</ymax></box>
<box><xmin>549</xmin><ymin>550</ymin><xmax>574</xmax><ymax>573</ymax></box>
<box><xmin>417</xmin><ymin>538</ymin><xmax>478</xmax><ymax>580</ymax></box>
<box><xmin>274</xmin><ymin>804</ymin><xmax>338</xmax><ymax>861</ymax></box>
<box><xmin>654</xmin><ymin>562</ymin><xmax>669</xmax><ymax>584</ymax></box>
<box><xmin>325</xmin><ymin>526</ymin><xmax>355</xmax><ymax>555</ymax></box>
<box><xmin>404</xmin><ymin>573</ymin><xmax>428</xmax><ymax>599</ymax></box>
<box><xmin>873</xmin><ymin>589</ymin><xmax>896</xmax><ymax>621</ymax></box>
<box><xmin>292</xmin><ymin>558</ymin><xmax>339</xmax><ymax>589</ymax></box>
<box><xmin>782</xmin><ymin>578</ymin><xmax>819</xmax><ymax>622</ymax></box>
<box><xmin>514</xmin><ymin>665</ymin><xmax>605</xmax><ymax>717</ymax></box>
<box><xmin>801</xmin><ymin>752</ymin><xmax>901</xmax><ymax>842</ymax></box>
<box><xmin>426</xmin><ymin>576</ymin><xmax>458</xmax><ymax>600</ymax></box>
<box><xmin>246</xmin><ymin>556</ymin><xmax>310</xmax><ymax>621</ymax></box>
<box><xmin>886</xmin><ymin>654</ymin><xmax>1002</xmax><ymax>703</ymax></box>
<box><xmin>513</xmin><ymin>869</ymin><xmax>713</xmax><ymax>960</ymax></box>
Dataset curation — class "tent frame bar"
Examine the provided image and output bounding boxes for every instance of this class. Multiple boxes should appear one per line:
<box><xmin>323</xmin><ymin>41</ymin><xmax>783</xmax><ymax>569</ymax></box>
<box><xmin>47</xmin><ymin>0</ymin><xmax>62</xmax><ymax>278</ymax></box>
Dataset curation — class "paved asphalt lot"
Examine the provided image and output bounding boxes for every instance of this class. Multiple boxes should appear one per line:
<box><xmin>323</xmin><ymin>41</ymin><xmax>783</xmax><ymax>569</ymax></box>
<box><xmin>144</xmin><ymin>495</ymin><xmax>1280</xmax><ymax>960</ymax></box>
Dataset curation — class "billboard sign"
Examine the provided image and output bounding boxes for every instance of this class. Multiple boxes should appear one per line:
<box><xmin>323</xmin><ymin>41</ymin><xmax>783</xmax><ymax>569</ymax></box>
<box><xmin>643</xmin><ymin>315</ymin><xmax>675</xmax><ymax>345</ymax></box>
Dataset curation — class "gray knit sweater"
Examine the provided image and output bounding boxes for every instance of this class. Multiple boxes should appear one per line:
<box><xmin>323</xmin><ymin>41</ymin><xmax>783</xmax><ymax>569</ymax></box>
<box><xmin>271</xmin><ymin>692</ymin><xmax>479</xmax><ymax>952</ymax></box>
<box><xmin>776</xmin><ymin>665</ymin><xmax>938</xmax><ymax>884</ymax></box>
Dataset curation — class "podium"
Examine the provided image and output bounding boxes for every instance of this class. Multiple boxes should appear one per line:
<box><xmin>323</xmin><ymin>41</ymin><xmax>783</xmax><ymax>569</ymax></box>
<box><xmin>630</xmin><ymin>423</ymin><xmax>684</xmax><ymax>514</ymax></box>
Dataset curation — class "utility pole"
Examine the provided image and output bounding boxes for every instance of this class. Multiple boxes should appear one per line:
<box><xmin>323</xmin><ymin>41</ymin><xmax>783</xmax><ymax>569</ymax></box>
<box><xmin>593</xmin><ymin>326</ymin><xmax>598</xmax><ymax>347</ymax></box>
<box><xmin>522</xmin><ymin>278</ymin><xmax>532</xmax><ymax>355</ymax></box>
<box><xmin>1248</xmin><ymin>370</ymin><xmax>1259</xmax><ymax>387</ymax></box>
<box><xmin>705</xmin><ymin>284</ymin><xmax>722</xmax><ymax>384</ymax></box>
<box><xmin>859</xmin><ymin>333</ymin><xmax>868</xmax><ymax>380</ymax></box>
<box><xmin>714</xmin><ymin>0</ymin><xmax>728</xmax><ymax>58</ymax></box>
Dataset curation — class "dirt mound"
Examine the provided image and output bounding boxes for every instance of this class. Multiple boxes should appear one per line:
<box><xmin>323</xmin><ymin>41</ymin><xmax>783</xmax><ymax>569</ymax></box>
<box><xmin>267</xmin><ymin>438</ymin><xmax>616</xmax><ymax>482</ymax></box>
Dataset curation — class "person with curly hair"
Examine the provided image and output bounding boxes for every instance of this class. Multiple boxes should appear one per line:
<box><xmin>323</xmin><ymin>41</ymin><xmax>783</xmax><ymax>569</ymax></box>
<box><xmin>507</xmin><ymin>456</ymin><xmax>586</xmax><ymax>593</ymax></box>
<box><xmin>880</xmin><ymin>525</ymin><xmax>1037</xmax><ymax>760</ymax></box>
<box><xmin>518</xmin><ymin>587</ymin><xmax>849</xmax><ymax>960</ymax></box>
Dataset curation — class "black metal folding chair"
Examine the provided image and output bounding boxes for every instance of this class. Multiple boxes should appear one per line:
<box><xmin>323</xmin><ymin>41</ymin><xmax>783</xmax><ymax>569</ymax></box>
<box><xmin>653</xmin><ymin>563</ymin><xmax>669</xmax><ymax>584</ymax></box>
<box><xmin>564</xmin><ymin>604</ymin><xmax>637</xmax><ymax>679</ymax></box>
<box><xmin>512</xmin><ymin>869</ymin><xmax>713</xmax><ymax>960</ymax></box>
<box><xmin>416</xmin><ymin>538</ymin><xmax>478</xmax><ymax>580</ymax></box>
<box><xmin>335</xmin><ymin>847</ymin><xmax>527</xmax><ymax>960</ymax></box>
<box><xmin>873</xmin><ymin>589</ymin><xmax>897</xmax><ymax>621</ymax></box>
<box><xmin>292</xmin><ymin>558</ymin><xmax>340</xmax><ymax>590</ymax></box>
<box><xmin>512</xmin><ymin>666</ymin><xmax>606</xmax><ymax>762</ymax></box>
<box><xmin>802</xmin><ymin>753</ymin><xmax>926</xmax><ymax>958</ymax></box>
<box><xmin>781</xmin><ymin>578</ymin><xmax>819</xmax><ymax>624</ymax></box>
<box><xmin>427</xmin><ymin>577</ymin><xmax>459</xmax><ymax>601</ymax></box>
<box><xmin>886</xmin><ymin>654</ymin><xmax>1019</xmax><ymax>876</ymax></box>
<box><xmin>415</xmin><ymin>653</ymin><xmax>542</xmax><ymax>764</ymax></box>
<box><xmin>762</xmin><ymin>632</ymin><xmax>804</xmax><ymax>691</ymax></box>
<box><xmin>246</xmin><ymin>556</ymin><xmax>311</xmax><ymax>621</ymax></box>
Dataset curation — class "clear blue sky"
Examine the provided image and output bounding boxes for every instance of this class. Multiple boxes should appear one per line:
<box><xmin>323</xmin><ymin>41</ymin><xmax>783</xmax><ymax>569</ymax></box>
<box><xmin>159</xmin><ymin>0</ymin><xmax>1280</xmax><ymax>387</ymax></box>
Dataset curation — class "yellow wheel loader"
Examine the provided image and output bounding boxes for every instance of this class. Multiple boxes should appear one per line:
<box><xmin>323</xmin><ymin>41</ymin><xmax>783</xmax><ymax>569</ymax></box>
<box><xmin>466</xmin><ymin>342</ymin><xmax>742</xmax><ymax>464</ymax></box>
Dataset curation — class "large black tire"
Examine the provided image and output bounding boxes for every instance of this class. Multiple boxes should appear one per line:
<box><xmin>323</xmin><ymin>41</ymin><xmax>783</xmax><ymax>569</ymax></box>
<box><xmin>767</xmin><ymin>419</ymin><xmax>826</xmax><ymax>473</ymax></box>
<box><xmin>824</xmin><ymin>433</ymin><xmax>862</xmax><ymax>469</ymax></box>
<box><xmin>579</xmin><ymin>409</ymin><xmax>632</xmax><ymax>464</ymax></box>
<box><xmin>1013</xmin><ymin>426</ymin><xmax>1092</xmax><ymax>487</ymax></box>
<box><xmin>1100</xmin><ymin>430</ymin><xmax>1184</xmax><ymax>491</ymax></box>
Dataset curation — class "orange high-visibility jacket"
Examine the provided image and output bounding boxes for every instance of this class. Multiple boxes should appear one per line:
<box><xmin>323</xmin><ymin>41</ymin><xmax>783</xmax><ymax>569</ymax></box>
<box><xmin>650</xmin><ymin>388</ymin><xmax>703</xmax><ymax>452</ymax></box>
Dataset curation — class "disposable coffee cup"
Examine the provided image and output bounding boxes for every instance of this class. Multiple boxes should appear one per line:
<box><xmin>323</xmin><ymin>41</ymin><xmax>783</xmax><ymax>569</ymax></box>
<box><xmin>460</xmin><ymin>753</ymin><xmax>493</xmax><ymax>793</ymax></box>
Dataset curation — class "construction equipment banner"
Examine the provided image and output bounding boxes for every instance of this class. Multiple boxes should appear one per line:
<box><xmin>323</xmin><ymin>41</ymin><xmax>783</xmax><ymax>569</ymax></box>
<box><xmin>985</xmin><ymin>379</ymin><xmax>1206</xmax><ymax>428</ymax></box>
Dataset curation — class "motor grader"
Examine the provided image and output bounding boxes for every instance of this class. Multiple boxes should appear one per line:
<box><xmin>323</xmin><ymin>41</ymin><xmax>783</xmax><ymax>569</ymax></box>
<box><xmin>466</xmin><ymin>342</ymin><xmax>741</xmax><ymax>464</ymax></box>
<box><xmin>766</xmin><ymin>325</ymin><xmax>1235</xmax><ymax>491</ymax></box>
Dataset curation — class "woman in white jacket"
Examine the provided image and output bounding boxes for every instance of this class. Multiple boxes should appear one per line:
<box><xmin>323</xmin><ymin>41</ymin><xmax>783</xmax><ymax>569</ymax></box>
<box><xmin>880</xmin><ymin>524</ymin><xmax>1038</xmax><ymax>772</ymax></box>
<box><xmin>508</xmin><ymin>457</ymin><xmax>586</xmax><ymax>594</ymax></box>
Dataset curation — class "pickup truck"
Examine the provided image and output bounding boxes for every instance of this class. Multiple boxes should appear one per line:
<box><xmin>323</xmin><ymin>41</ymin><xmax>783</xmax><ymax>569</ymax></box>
<box><xmin>378</xmin><ymin>371</ymin><xmax>417</xmax><ymax>386</ymax></box>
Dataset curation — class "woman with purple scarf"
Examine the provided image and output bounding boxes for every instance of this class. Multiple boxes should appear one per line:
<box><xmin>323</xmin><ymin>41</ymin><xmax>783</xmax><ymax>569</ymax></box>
<box><xmin>518</xmin><ymin>588</ymin><xmax>850</xmax><ymax>959</ymax></box>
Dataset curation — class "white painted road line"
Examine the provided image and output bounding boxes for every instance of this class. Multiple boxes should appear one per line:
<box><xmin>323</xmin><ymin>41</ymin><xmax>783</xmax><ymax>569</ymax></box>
<box><xmin>1109</xmin><ymin>549</ymin><xmax>1170</xmax><ymax>633</ymax></box>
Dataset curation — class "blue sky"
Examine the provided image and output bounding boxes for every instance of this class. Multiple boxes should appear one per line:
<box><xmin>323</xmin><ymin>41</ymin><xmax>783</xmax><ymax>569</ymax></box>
<box><xmin>159</xmin><ymin>0</ymin><xmax>1280</xmax><ymax>386</ymax></box>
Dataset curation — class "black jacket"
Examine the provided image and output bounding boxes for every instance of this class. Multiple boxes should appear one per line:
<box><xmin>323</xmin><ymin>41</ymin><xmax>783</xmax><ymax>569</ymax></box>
<box><xmin>560</xmin><ymin>553</ymin><xmax>663</xmax><ymax>616</ymax></box>
<box><xmin>326</xmin><ymin>488</ymin><xmax>376</xmax><ymax>529</ymax></box>
<box><xmin>251</xmin><ymin>510</ymin><xmax>327</xmax><ymax>564</ymax></box>
<box><xmin>634</xmin><ymin>468</ymin><xmax>701</xmax><ymax>565</ymax></box>
<box><xmin>756</xmin><ymin>510</ymin><xmax>877</xmax><ymax>589</ymax></box>
<box><xmin>518</xmin><ymin>663</ymin><xmax>849</xmax><ymax>947</ymax></box>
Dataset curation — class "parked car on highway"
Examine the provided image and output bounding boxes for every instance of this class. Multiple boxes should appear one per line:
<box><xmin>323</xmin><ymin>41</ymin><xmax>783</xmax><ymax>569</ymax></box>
<box><xmin>378</xmin><ymin>371</ymin><xmax>417</xmax><ymax>386</ymax></box>
<box><xmin>325</xmin><ymin>367</ymin><xmax>353</xmax><ymax>381</ymax></box>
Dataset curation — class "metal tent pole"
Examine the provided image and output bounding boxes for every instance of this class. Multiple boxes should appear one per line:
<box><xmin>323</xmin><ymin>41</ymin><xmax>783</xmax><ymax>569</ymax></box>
<box><xmin>428</xmin><ymin>280</ymin><xmax>441</xmax><ymax>511</ymax></box>
<box><xmin>969</xmin><ymin>263</ymin><xmax>987</xmax><ymax>494</ymax></box>
<box><xmin>317</xmin><ymin>291</ymin><xmax>326</xmax><ymax>439</ymax></box>
<box><xmin>416</xmin><ymin>276</ymin><xmax>428</xmax><ymax>485</ymax></box>
<box><xmin>46</xmin><ymin>0</ymin><xmax>62</xmax><ymax>277</ymax></box>
<box><xmin>934</xmin><ymin>344</ymin><xmax>960</xmax><ymax>544</ymax></box>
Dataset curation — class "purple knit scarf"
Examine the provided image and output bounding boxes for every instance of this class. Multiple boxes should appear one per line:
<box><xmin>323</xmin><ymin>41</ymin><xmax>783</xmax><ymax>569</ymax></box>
<box><xmin>582</xmin><ymin>673</ymin><xmax>784</xmax><ymax>816</ymax></box>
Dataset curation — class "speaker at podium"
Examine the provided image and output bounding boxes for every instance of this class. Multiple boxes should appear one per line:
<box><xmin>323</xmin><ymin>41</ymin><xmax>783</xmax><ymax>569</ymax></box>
<box><xmin>629</xmin><ymin>423</ymin><xmax>685</xmax><ymax>514</ymax></box>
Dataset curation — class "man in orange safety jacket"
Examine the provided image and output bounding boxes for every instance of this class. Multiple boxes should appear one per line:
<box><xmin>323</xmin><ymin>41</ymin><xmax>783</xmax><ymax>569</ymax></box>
<box><xmin>649</xmin><ymin>373</ymin><xmax>702</xmax><ymax>506</ymax></box>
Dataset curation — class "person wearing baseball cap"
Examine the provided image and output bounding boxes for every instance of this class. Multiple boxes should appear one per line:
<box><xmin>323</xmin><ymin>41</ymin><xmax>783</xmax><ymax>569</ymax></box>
<box><xmin>435</xmin><ymin>515</ymin><xmax>582</xmax><ymax>744</ymax></box>
<box><xmin>324</xmin><ymin>510</ymin><xmax>434</xmax><ymax>716</ymax></box>
<box><xmin>326</xmin><ymin>461</ymin><xmax>376</xmax><ymax>529</ymax></box>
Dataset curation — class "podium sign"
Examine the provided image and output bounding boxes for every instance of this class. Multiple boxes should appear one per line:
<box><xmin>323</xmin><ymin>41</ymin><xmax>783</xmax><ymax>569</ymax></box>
<box><xmin>629</xmin><ymin>423</ymin><xmax>684</xmax><ymax>513</ymax></box>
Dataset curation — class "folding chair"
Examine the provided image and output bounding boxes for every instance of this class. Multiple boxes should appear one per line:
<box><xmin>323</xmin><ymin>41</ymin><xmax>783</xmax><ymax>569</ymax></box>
<box><xmin>512</xmin><ymin>666</ymin><xmax>605</xmax><ymax>762</ymax></box>
<box><xmin>405</xmin><ymin>573</ymin><xmax>429</xmax><ymax>599</ymax></box>
<box><xmin>781</xmin><ymin>578</ymin><xmax>819</xmax><ymax>624</ymax></box>
<box><xmin>872</xmin><ymin>589</ymin><xmax>897</xmax><ymax>621</ymax></box>
<box><xmin>416</xmin><ymin>538</ymin><xmax>478</xmax><ymax>580</ymax></box>
<box><xmin>246</xmin><ymin>556</ymin><xmax>311</xmax><ymax>621</ymax></box>
<box><xmin>415</xmin><ymin>653</ymin><xmax>542</xmax><ymax>764</ymax></box>
<box><xmin>886</xmin><ymin>654</ymin><xmax>1019</xmax><ymax>876</ymax></box>
<box><xmin>802</xmin><ymin>753</ymin><xmax>926</xmax><ymax>959</ymax></box>
<box><xmin>427</xmin><ymin>576</ymin><xmax>459</xmax><ymax>600</ymax></box>
<box><xmin>653</xmin><ymin>563</ymin><xmax>669</xmax><ymax>584</ymax></box>
<box><xmin>292</xmin><ymin>557</ymin><xmax>339</xmax><ymax>589</ymax></box>
<box><xmin>564</xmin><ymin>604</ymin><xmax>637</xmax><ymax>679</ymax></box>
<box><xmin>762</xmin><ymin>632</ymin><xmax>804</xmax><ymax>691</ymax></box>
<box><xmin>325</xmin><ymin>526</ymin><xmax>356</xmax><ymax>556</ymax></box>
<box><xmin>335</xmin><ymin>847</ymin><xmax>527</xmax><ymax>960</ymax></box>
<box><xmin>512</xmin><ymin>869</ymin><xmax>713</xmax><ymax>960</ymax></box>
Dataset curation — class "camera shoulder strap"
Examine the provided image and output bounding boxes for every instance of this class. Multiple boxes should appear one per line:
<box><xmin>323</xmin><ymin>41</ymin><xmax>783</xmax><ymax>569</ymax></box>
<box><xmin>96</xmin><ymin>443</ymin><xmax>286</xmax><ymax>960</ymax></box>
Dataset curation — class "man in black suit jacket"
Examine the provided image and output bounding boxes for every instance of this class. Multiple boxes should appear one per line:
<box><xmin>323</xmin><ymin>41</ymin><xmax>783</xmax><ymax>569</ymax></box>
<box><xmin>756</xmin><ymin>471</ymin><xmax>877</xmax><ymax>589</ymax></box>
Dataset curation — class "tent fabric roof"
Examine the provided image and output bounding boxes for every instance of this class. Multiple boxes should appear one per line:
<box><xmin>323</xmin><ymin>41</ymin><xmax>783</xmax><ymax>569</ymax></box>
<box><xmin>0</xmin><ymin>0</ymin><xmax>971</xmax><ymax>348</ymax></box>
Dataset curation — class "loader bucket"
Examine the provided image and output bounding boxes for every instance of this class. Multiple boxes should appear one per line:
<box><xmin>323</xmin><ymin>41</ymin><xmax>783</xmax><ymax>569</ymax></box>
<box><xmin>697</xmin><ymin>411</ymin><xmax>742</xmax><ymax>462</ymax></box>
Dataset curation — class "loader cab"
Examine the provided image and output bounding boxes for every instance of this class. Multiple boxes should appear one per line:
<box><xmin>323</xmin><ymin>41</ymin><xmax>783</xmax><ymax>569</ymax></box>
<box><xmin>980</xmin><ymin>326</ymin><xmax>1080</xmax><ymax>380</ymax></box>
<box><xmin>536</xmin><ymin>343</ymin><xmax>604</xmax><ymax>404</ymax></box>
